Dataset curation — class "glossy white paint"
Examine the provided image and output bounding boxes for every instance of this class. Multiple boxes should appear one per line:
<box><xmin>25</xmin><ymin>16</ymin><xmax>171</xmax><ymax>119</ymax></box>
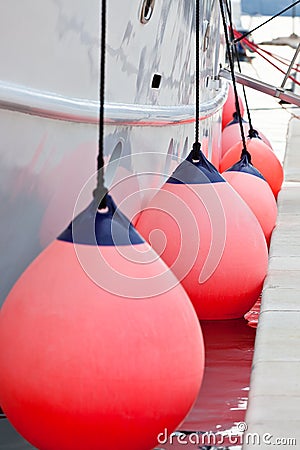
<box><xmin>0</xmin><ymin>0</ymin><xmax>226</xmax><ymax>305</ymax></box>
<box><xmin>0</xmin><ymin>79</ymin><xmax>227</xmax><ymax>124</ymax></box>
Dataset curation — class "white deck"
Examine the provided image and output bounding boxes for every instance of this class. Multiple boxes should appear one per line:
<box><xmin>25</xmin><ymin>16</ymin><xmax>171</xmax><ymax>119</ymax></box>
<box><xmin>236</xmin><ymin>14</ymin><xmax>300</xmax><ymax>446</ymax></box>
<box><xmin>242</xmin><ymin>117</ymin><xmax>300</xmax><ymax>449</ymax></box>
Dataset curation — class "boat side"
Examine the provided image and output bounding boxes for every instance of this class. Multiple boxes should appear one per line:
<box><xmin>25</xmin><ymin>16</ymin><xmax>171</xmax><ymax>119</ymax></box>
<box><xmin>0</xmin><ymin>0</ymin><xmax>226</xmax><ymax>306</ymax></box>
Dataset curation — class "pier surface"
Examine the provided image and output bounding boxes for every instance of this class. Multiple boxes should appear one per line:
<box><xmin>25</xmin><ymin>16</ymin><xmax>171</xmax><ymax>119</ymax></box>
<box><xmin>243</xmin><ymin>116</ymin><xmax>300</xmax><ymax>449</ymax></box>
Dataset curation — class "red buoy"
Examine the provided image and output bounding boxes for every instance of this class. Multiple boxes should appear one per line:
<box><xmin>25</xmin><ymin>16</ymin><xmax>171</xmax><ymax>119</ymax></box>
<box><xmin>0</xmin><ymin>195</ymin><xmax>204</xmax><ymax>450</ymax></box>
<box><xmin>222</xmin><ymin>154</ymin><xmax>278</xmax><ymax>246</ymax></box>
<box><xmin>222</xmin><ymin>117</ymin><xmax>272</xmax><ymax>157</ymax></box>
<box><xmin>222</xmin><ymin>84</ymin><xmax>245</xmax><ymax>130</ymax></box>
<box><xmin>220</xmin><ymin>138</ymin><xmax>284</xmax><ymax>198</ymax></box>
<box><xmin>136</xmin><ymin>148</ymin><xmax>268</xmax><ymax>320</ymax></box>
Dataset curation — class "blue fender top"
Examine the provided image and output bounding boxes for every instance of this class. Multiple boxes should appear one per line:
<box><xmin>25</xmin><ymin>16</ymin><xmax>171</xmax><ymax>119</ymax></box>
<box><xmin>167</xmin><ymin>150</ymin><xmax>226</xmax><ymax>184</ymax></box>
<box><xmin>226</xmin><ymin>114</ymin><xmax>247</xmax><ymax>127</ymax></box>
<box><xmin>225</xmin><ymin>153</ymin><xmax>266</xmax><ymax>180</ymax></box>
<box><xmin>58</xmin><ymin>195</ymin><xmax>144</xmax><ymax>246</ymax></box>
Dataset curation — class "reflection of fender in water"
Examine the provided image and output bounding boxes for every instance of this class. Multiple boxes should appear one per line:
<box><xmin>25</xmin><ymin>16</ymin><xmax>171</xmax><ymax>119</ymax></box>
<box><xmin>163</xmin><ymin>318</ymin><xmax>256</xmax><ymax>450</ymax></box>
<box><xmin>194</xmin><ymin>319</ymin><xmax>256</xmax><ymax>433</ymax></box>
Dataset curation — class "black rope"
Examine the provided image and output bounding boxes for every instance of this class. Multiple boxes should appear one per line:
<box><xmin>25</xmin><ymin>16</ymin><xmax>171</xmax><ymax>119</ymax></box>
<box><xmin>192</xmin><ymin>0</ymin><xmax>201</xmax><ymax>161</ymax></box>
<box><xmin>219</xmin><ymin>0</ymin><xmax>250</xmax><ymax>159</ymax></box>
<box><xmin>225</xmin><ymin>0</ymin><xmax>256</xmax><ymax>136</ymax></box>
<box><xmin>93</xmin><ymin>0</ymin><xmax>108</xmax><ymax>209</ymax></box>
<box><xmin>234</xmin><ymin>0</ymin><xmax>300</xmax><ymax>44</ymax></box>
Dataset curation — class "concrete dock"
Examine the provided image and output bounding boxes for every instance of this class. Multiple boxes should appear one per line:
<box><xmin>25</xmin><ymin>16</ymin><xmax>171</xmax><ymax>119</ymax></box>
<box><xmin>243</xmin><ymin>117</ymin><xmax>300</xmax><ymax>449</ymax></box>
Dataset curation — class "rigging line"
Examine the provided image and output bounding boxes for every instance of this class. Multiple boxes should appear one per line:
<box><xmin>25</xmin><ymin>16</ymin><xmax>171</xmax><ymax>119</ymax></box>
<box><xmin>238</xmin><ymin>39</ymin><xmax>254</xmax><ymax>64</ymax></box>
<box><xmin>225</xmin><ymin>0</ymin><xmax>255</xmax><ymax>134</ymax></box>
<box><xmin>94</xmin><ymin>0</ymin><xmax>108</xmax><ymax>209</ymax></box>
<box><xmin>233</xmin><ymin>29</ymin><xmax>300</xmax><ymax>72</ymax></box>
<box><xmin>258</xmin><ymin>47</ymin><xmax>300</xmax><ymax>72</ymax></box>
<box><xmin>234</xmin><ymin>30</ymin><xmax>299</xmax><ymax>65</ymax></box>
<box><xmin>219</xmin><ymin>0</ymin><xmax>249</xmax><ymax>157</ymax></box>
<box><xmin>233</xmin><ymin>29</ymin><xmax>300</xmax><ymax>84</ymax></box>
<box><xmin>234</xmin><ymin>0</ymin><xmax>300</xmax><ymax>44</ymax></box>
<box><xmin>280</xmin><ymin>42</ymin><xmax>300</xmax><ymax>89</ymax></box>
<box><xmin>192</xmin><ymin>0</ymin><xmax>201</xmax><ymax>160</ymax></box>
<box><xmin>238</xmin><ymin>37</ymin><xmax>300</xmax><ymax>86</ymax></box>
<box><xmin>254</xmin><ymin>46</ymin><xmax>300</xmax><ymax>74</ymax></box>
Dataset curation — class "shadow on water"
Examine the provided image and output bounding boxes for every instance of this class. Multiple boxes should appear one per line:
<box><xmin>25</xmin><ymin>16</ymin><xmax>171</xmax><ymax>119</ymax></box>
<box><xmin>0</xmin><ymin>319</ymin><xmax>255</xmax><ymax>450</ymax></box>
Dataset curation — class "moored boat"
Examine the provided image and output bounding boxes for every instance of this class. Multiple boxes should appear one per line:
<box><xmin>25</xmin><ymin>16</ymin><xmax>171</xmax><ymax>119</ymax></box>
<box><xmin>0</xmin><ymin>0</ymin><xmax>227</xmax><ymax>307</ymax></box>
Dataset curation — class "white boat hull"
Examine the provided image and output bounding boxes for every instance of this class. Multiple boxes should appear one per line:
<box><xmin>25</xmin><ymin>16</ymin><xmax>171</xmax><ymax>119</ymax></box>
<box><xmin>0</xmin><ymin>0</ymin><xmax>226</xmax><ymax>305</ymax></box>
